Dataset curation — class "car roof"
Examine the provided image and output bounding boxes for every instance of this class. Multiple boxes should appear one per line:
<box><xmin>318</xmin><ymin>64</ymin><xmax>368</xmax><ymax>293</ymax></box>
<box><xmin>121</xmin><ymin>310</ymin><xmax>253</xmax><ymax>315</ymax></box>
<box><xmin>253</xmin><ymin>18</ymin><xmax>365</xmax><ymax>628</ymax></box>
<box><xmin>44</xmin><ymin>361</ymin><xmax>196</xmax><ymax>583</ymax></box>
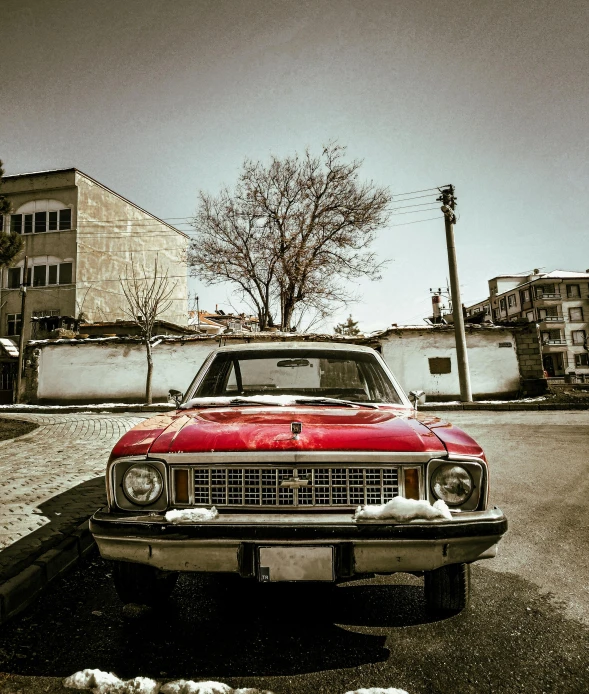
<box><xmin>214</xmin><ymin>341</ymin><xmax>377</xmax><ymax>354</ymax></box>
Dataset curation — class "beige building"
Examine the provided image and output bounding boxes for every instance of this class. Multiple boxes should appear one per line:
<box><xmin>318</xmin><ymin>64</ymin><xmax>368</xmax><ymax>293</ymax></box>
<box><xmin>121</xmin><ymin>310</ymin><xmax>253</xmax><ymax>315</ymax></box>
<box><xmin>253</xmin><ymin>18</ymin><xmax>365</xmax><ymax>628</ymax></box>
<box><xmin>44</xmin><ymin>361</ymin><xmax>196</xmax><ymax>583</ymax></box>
<box><xmin>0</xmin><ymin>169</ymin><xmax>189</xmax><ymax>343</ymax></box>
<box><xmin>466</xmin><ymin>269</ymin><xmax>589</xmax><ymax>377</ymax></box>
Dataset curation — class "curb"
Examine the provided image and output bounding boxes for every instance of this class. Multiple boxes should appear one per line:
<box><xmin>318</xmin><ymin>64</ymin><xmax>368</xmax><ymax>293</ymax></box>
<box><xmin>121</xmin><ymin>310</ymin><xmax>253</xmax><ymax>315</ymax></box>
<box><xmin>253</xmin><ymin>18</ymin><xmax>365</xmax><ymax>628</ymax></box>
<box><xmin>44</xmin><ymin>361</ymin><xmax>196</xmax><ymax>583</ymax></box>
<box><xmin>0</xmin><ymin>405</ymin><xmax>172</xmax><ymax>414</ymax></box>
<box><xmin>0</xmin><ymin>519</ymin><xmax>96</xmax><ymax>626</ymax></box>
<box><xmin>421</xmin><ymin>402</ymin><xmax>589</xmax><ymax>411</ymax></box>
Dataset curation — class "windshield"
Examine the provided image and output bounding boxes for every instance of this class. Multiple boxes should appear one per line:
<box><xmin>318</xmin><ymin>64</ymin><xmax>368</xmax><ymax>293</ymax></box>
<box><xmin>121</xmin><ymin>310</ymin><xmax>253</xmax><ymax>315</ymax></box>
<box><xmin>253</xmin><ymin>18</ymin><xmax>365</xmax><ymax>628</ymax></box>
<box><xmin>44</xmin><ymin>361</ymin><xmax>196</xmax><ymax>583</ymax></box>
<box><xmin>188</xmin><ymin>349</ymin><xmax>404</xmax><ymax>405</ymax></box>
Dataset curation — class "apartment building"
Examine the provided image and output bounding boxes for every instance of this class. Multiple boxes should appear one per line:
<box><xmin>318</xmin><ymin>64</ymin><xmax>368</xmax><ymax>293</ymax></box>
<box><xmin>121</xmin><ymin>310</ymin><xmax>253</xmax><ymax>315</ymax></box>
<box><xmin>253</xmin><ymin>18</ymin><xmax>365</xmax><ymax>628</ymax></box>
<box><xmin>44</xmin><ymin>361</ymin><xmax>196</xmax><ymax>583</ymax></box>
<box><xmin>465</xmin><ymin>269</ymin><xmax>589</xmax><ymax>377</ymax></box>
<box><xmin>0</xmin><ymin>168</ymin><xmax>189</xmax><ymax>344</ymax></box>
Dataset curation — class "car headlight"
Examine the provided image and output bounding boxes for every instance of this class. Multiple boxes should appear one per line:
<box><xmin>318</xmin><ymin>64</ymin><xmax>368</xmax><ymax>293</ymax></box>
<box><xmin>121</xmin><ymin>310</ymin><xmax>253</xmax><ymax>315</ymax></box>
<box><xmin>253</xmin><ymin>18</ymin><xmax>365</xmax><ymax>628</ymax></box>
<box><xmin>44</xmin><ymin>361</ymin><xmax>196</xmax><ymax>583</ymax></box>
<box><xmin>122</xmin><ymin>464</ymin><xmax>164</xmax><ymax>506</ymax></box>
<box><xmin>431</xmin><ymin>464</ymin><xmax>473</xmax><ymax>506</ymax></box>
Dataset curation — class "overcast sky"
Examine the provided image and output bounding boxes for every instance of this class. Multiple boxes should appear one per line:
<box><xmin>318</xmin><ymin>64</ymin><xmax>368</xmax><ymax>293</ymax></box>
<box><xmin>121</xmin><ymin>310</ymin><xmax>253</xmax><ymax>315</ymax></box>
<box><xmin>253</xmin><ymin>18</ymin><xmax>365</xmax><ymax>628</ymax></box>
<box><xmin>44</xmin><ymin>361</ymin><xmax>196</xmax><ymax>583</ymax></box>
<box><xmin>3</xmin><ymin>0</ymin><xmax>588</xmax><ymax>331</ymax></box>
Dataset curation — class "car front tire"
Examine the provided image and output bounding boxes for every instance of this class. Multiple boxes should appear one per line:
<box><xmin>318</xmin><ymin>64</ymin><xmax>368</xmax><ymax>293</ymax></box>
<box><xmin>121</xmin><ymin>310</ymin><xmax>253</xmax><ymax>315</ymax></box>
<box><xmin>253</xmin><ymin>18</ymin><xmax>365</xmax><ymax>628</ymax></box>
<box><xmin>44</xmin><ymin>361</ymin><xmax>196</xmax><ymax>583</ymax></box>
<box><xmin>112</xmin><ymin>560</ymin><xmax>179</xmax><ymax>606</ymax></box>
<box><xmin>424</xmin><ymin>562</ymin><xmax>470</xmax><ymax>614</ymax></box>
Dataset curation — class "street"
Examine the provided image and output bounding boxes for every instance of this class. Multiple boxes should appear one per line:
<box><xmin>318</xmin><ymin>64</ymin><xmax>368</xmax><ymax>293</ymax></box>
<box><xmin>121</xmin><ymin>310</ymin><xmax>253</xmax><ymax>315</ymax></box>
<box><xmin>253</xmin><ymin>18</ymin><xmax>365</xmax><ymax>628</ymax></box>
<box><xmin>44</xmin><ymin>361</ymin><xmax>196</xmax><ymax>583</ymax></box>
<box><xmin>0</xmin><ymin>411</ymin><xmax>588</xmax><ymax>694</ymax></box>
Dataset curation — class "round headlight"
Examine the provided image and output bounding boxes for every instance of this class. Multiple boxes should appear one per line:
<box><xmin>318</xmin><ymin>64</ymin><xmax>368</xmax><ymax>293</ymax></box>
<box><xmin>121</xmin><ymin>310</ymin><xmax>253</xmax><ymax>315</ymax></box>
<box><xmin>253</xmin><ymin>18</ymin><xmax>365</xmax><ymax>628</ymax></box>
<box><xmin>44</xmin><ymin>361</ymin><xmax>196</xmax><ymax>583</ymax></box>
<box><xmin>122</xmin><ymin>464</ymin><xmax>163</xmax><ymax>506</ymax></box>
<box><xmin>431</xmin><ymin>464</ymin><xmax>473</xmax><ymax>506</ymax></box>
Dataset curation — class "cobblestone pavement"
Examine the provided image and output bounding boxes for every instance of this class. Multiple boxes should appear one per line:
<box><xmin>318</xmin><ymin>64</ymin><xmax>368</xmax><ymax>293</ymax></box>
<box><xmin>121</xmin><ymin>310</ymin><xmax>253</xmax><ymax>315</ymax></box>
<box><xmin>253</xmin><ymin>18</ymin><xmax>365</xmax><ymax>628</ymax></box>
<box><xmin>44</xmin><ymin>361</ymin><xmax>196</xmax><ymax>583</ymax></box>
<box><xmin>0</xmin><ymin>413</ymin><xmax>146</xmax><ymax>581</ymax></box>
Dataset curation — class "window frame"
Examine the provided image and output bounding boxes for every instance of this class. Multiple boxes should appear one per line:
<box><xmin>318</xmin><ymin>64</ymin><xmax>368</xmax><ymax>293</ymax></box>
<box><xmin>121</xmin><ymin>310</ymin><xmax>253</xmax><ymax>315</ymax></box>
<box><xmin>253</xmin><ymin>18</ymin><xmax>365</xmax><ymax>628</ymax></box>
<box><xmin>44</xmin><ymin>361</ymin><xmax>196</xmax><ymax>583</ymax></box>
<box><xmin>569</xmin><ymin>307</ymin><xmax>584</xmax><ymax>322</ymax></box>
<box><xmin>5</xmin><ymin>262</ymin><xmax>74</xmax><ymax>288</ymax></box>
<box><xmin>567</xmin><ymin>284</ymin><xmax>581</xmax><ymax>298</ymax></box>
<box><xmin>7</xmin><ymin>313</ymin><xmax>22</xmax><ymax>337</ymax></box>
<box><xmin>9</xmin><ymin>208</ymin><xmax>73</xmax><ymax>235</ymax></box>
<box><xmin>571</xmin><ymin>330</ymin><xmax>586</xmax><ymax>346</ymax></box>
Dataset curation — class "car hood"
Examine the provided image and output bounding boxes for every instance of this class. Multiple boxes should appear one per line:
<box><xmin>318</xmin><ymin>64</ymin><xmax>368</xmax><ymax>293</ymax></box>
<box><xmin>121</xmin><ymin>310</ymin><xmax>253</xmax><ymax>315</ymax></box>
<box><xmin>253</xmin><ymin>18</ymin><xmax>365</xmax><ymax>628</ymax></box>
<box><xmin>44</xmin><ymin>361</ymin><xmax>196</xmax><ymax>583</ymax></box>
<box><xmin>111</xmin><ymin>405</ymin><xmax>450</xmax><ymax>456</ymax></box>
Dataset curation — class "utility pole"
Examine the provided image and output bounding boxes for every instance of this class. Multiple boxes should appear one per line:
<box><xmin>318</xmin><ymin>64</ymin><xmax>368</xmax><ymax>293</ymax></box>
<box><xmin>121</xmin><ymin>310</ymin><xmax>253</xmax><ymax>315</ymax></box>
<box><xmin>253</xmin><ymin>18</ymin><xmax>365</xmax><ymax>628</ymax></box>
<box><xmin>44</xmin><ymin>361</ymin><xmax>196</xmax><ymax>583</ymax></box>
<box><xmin>438</xmin><ymin>186</ymin><xmax>472</xmax><ymax>402</ymax></box>
<box><xmin>15</xmin><ymin>255</ymin><xmax>28</xmax><ymax>404</ymax></box>
<box><xmin>196</xmin><ymin>295</ymin><xmax>200</xmax><ymax>331</ymax></box>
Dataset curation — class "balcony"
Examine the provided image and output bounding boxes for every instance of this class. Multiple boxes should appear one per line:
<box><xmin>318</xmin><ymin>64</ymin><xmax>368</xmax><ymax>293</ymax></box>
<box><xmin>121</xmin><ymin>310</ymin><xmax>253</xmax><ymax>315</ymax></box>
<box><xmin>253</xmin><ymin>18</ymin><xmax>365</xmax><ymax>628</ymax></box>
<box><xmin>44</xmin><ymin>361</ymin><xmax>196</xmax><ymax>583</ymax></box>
<box><xmin>539</xmin><ymin>315</ymin><xmax>564</xmax><ymax>325</ymax></box>
<box><xmin>542</xmin><ymin>339</ymin><xmax>568</xmax><ymax>352</ymax></box>
<box><xmin>535</xmin><ymin>293</ymin><xmax>561</xmax><ymax>303</ymax></box>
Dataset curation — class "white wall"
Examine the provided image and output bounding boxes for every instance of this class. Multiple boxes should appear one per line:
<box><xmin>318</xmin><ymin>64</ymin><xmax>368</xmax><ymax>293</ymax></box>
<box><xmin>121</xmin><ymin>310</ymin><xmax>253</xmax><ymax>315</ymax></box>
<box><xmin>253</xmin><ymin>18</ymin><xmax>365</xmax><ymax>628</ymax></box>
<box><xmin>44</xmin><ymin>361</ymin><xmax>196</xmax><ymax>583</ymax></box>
<box><xmin>33</xmin><ymin>327</ymin><xmax>521</xmax><ymax>403</ymax></box>
<box><xmin>381</xmin><ymin>329</ymin><xmax>520</xmax><ymax>398</ymax></box>
<box><xmin>37</xmin><ymin>341</ymin><xmax>217</xmax><ymax>402</ymax></box>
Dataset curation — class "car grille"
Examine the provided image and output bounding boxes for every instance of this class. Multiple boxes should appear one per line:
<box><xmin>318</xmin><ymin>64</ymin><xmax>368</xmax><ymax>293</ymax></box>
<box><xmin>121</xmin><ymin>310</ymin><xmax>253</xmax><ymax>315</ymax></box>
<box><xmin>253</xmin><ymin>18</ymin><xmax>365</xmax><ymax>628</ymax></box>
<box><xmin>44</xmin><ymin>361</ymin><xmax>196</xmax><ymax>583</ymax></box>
<box><xmin>188</xmin><ymin>466</ymin><xmax>400</xmax><ymax>508</ymax></box>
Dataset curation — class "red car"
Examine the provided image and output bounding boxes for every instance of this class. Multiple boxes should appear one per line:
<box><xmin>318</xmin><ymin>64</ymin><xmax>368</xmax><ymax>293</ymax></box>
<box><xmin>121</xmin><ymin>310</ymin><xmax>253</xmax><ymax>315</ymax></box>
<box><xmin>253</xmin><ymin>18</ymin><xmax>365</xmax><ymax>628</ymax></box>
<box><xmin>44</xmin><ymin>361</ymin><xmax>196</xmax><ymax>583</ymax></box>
<box><xmin>90</xmin><ymin>342</ymin><xmax>507</xmax><ymax>614</ymax></box>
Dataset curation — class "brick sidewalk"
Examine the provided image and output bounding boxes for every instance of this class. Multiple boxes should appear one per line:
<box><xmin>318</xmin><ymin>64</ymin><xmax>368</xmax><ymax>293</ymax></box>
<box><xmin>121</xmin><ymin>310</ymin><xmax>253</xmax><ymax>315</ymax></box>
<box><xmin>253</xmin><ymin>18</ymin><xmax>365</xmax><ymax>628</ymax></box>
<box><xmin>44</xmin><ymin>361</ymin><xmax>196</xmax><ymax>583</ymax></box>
<box><xmin>0</xmin><ymin>413</ymin><xmax>145</xmax><ymax>583</ymax></box>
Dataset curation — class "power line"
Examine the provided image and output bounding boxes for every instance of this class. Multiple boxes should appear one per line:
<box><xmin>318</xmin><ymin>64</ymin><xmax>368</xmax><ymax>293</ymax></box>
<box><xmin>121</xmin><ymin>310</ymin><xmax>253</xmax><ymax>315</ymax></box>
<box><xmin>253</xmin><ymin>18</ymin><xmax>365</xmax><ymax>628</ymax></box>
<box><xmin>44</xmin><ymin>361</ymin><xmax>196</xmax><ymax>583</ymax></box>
<box><xmin>391</xmin><ymin>201</ymin><xmax>441</xmax><ymax>211</ymax></box>
<box><xmin>390</xmin><ymin>186</ymin><xmax>443</xmax><ymax>197</ymax></box>
<box><xmin>390</xmin><ymin>215</ymin><xmax>442</xmax><ymax>227</ymax></box>
<box><xmin>390</xmin><ymin>206</ymin><xmax>440</xmax><ymax>216</ymax></box>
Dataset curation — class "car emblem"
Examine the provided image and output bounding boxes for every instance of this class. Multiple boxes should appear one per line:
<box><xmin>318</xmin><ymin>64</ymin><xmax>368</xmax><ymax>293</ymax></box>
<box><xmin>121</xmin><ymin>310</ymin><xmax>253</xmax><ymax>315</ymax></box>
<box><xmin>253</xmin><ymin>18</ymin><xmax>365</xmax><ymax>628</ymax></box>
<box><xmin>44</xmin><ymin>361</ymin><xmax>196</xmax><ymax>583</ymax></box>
<box><xmin>291</xmin><ymin>421</ymin><xmax>303</xmax><ymax>438</ymax></box>
<box><xmin>280</xmin><ymin>470</ymin><xmax>312</xmax><ymax>488</ymax></box>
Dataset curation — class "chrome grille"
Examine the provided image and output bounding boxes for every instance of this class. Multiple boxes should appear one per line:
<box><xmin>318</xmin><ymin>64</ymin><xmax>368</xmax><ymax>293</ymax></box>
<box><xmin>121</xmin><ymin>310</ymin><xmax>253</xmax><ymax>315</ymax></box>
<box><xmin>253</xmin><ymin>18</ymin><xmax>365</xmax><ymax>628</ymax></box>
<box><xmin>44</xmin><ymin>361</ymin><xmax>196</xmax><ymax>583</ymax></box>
<box><xmin>190</xmin><ymin>466</ymin><xmax>400</xmax><ymax>507</ymax></box>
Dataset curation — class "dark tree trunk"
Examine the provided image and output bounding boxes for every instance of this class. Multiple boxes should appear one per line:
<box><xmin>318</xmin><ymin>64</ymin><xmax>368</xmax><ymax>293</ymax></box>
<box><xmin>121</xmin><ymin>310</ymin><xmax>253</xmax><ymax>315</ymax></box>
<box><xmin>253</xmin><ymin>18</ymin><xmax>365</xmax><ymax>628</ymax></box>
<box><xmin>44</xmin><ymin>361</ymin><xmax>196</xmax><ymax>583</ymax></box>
<box><xmin>145</xmin><ymin>340</ymin><xmax>153</xmax><ymax>405</ymax></box>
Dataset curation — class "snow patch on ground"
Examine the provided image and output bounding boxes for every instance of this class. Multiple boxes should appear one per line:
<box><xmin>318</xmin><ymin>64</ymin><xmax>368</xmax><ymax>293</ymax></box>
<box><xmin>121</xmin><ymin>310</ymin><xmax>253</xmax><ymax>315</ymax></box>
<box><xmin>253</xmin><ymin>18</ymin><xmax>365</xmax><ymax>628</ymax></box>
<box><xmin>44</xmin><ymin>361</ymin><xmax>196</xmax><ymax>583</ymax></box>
<box><xmin>425</xmin><ymin>396</ymin><xmax>548</xmax><ymax>406</ymax></box>
<box><xmin>344</xmin><ymin>689</ymin><xmax>410</xmax><ymax>694</ymax></box>
<box><xmin>64</xmin><ymin>674</ymin><xmax>273</xmax><ymax>694</ymax></box>
<box><xmin>63</xmin><ymin>670</ymin><xmax>159</xmax><ymax>694</ymax></box>
<box><xmin>165</xmin><ymin>507</ymin><xmax>219</xmax><ymax>523</ymax></box>
<box><xmin>353</xmin><ymin>496</ymin><xmax>452</xmax><ymax>522</ymax></box>
<box><xmin>161</xmin><ymin>683</ymin><xmax>272</xmax><ymax>694</ymax></box>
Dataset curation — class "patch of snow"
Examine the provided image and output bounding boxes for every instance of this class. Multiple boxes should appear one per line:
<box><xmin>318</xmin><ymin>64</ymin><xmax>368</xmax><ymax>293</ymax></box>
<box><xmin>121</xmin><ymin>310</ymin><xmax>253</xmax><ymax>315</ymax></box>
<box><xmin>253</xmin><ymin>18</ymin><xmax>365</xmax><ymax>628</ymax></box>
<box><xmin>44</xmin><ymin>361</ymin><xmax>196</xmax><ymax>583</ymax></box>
<box><xmin>64</xmin><ymin>670</ymin><xmax>158</xmax><ymax>694</ymax></box>
<box><xmin>161</xmin><ymin>682</ymin><xmax>232</xmax><ymax>694</ymax></box>
<box><xmin>124</xmin><ymin>678</ymin><xmax>160</xmax><ymax>694</ymax></box>
<box><xmin>165</xmin><ymin>507</ymin><xmax>219</xmax><ymax>523</ymax></box>
<box><xmin>344</xmin><ymin>689</ymin><xmax>410</xmax><ymax>694</ymax></box>
<box><xmin>424</xmin><ymin>396</ymin><xmax>548</xmax><ymax>406</ymax></box>
<box><xmin>353</xmin><ymin>496</ymin><xmax>452</xmax><ymax>522</ymax></box>
<box><xmin>160</xmin><ymin>685</ymin><xmax>272</xmax><ymax>694</ymax></box>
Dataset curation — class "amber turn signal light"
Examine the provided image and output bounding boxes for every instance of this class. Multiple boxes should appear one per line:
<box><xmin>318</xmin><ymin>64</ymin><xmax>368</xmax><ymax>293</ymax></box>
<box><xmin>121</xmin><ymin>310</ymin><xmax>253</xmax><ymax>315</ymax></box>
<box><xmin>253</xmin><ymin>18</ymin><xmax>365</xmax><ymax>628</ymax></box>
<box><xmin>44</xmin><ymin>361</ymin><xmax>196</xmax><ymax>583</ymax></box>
<box><xmin>403</xmin><ymin>468</ymin><xmax>420</xmax><ymax>500</ymax></box>
<box><xmin>174</xmin><ymin>468</ymin><xmax>190</xmax><ymax>504</ymax></box>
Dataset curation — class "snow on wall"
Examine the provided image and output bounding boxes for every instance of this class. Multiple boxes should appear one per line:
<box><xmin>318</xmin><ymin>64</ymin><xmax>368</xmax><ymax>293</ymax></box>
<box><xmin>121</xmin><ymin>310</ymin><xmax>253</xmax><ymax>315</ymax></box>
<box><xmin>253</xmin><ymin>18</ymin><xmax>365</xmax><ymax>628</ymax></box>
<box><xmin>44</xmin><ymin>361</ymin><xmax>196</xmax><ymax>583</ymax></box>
<box><xmin>381</xmin><ymin>328</ymin><xmax>520</xmax><ymax>398</ymax></box>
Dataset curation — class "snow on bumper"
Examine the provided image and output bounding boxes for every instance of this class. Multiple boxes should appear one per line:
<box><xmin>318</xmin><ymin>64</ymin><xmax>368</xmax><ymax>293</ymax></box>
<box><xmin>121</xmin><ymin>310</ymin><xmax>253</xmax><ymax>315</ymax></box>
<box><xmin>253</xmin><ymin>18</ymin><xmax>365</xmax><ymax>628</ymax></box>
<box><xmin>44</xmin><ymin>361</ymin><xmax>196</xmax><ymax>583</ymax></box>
<box><xmin>90</xmin><ymin>507</ymin><xmax>507</xmax><ymax>577</ymax></box>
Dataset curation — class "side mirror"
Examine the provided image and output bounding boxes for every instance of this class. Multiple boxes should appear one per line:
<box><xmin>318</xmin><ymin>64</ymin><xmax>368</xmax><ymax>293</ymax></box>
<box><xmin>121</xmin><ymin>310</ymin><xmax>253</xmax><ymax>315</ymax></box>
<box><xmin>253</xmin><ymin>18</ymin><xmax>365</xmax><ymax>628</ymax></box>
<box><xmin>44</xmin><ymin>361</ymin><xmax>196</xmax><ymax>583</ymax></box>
<box><xmin>409</xmin><ymin>390</ymin><xmax>426</xmax><ymax>410</ymax></box>
<box><xmin>168</xmin><ymin>389</ymin><xmax>183</xmax><ymax>408</ymax></box>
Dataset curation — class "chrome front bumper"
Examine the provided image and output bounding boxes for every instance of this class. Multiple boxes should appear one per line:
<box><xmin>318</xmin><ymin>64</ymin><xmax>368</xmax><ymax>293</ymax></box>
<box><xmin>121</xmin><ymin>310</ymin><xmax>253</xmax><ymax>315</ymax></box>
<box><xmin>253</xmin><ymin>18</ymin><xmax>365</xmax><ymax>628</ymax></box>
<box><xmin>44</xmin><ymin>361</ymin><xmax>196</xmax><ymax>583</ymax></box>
<box><xmin>90</xmin><ymin>507</ymin><xmax>507</xmax><ymax>577</ymax></box>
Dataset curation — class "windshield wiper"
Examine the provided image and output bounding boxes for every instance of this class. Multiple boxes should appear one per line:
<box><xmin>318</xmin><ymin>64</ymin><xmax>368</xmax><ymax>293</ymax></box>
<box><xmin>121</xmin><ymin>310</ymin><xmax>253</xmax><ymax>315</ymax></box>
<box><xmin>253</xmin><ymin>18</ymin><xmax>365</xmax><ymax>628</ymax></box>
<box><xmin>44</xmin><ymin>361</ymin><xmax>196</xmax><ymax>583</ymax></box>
<box><xmin>293</xmin><ymin>397</ymin><xmax>378</xmax><ymax>409</ymax></box>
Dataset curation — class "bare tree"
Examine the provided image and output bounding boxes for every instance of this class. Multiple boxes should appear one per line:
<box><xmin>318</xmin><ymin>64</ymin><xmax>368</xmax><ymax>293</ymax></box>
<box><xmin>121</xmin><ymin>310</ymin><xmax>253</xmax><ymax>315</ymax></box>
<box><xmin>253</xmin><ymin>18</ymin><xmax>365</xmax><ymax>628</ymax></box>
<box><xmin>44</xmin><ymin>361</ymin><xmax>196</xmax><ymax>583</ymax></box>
<box><xmin>120</xmin><ymin>256</ymin><xmax>176</xmax><ymax>404</ymax></box>
<box><xmin>189</xmin><ymin>143</ymin><xmax>391</xmax><ymax>331</ymax></box>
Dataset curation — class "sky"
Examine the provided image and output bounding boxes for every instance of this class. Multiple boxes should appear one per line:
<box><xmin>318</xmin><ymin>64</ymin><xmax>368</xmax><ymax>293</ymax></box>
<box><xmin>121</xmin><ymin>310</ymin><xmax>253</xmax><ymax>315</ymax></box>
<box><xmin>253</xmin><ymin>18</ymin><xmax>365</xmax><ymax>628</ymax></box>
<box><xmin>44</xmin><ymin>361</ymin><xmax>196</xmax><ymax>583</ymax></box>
<box><xmin>3</xmin><ymin>0</ymin><xmax>588</xmax><ymax>332</ymax></box>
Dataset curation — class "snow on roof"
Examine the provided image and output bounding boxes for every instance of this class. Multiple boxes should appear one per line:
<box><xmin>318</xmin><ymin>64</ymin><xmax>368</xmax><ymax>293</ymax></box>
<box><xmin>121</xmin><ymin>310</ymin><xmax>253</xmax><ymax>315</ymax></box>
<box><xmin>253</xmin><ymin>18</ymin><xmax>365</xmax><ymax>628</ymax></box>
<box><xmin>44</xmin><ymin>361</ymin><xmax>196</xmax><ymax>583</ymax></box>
<box><xmin>540</xmin><ymin>269</ymin><xmax>589</xmax><ymax>279</ymax></box>
<box><xmin>0</xmin><ymin>338</ymin><xmax>19</xmax><ymax>357</ymax></box>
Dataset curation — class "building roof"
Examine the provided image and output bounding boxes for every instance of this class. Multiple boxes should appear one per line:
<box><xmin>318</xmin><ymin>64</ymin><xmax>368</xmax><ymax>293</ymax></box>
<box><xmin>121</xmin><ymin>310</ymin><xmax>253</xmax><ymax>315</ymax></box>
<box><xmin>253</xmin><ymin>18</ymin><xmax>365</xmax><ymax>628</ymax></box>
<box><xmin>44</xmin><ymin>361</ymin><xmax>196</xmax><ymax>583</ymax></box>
<box><xmin>3</xmin><ymin>168</ymin><xmax>190</xmax><ymax>240</ymax></box>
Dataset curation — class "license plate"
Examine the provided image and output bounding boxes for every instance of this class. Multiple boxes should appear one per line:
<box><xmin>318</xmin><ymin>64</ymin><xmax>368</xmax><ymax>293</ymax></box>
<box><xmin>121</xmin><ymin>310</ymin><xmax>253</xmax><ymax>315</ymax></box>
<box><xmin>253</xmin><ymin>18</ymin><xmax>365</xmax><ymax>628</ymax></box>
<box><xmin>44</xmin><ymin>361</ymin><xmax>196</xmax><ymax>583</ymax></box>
<box><xmin>258</xmin><ymin>546</ymin><xmax>334</xmax><ymax>582</ymax></box>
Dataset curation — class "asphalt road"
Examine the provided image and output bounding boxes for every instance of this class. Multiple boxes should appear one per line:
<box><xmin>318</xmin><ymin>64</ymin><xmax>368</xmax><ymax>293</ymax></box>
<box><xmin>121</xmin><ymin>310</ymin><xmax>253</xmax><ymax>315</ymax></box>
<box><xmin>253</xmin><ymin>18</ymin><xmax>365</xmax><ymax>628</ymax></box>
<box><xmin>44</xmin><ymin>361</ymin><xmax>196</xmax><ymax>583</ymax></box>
<box><xmin>0</xmin><ymin>411</ymin><xmax>588</xmax><ymax>694</ymax></box>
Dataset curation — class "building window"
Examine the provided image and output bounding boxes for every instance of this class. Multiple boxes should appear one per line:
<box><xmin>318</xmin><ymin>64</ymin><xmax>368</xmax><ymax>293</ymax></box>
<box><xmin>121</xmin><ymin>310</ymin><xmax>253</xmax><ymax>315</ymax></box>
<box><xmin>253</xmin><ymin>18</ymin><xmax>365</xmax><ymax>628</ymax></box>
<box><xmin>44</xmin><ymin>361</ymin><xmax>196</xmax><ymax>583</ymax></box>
<box><xmin>59</xmin><ymin>262</ymin><xmax>73</xmax><ymax>284</ymax></box>
<box><xmin>521</xmin><ymin>289</ymin><xmax>530</xmax><ymax>303</ymax></box>
<box><xmin>499</xmin><ymin>298</ymin><xmax>506</xmax><ymax>312</ymax></box>
<box><xmin>7</xmin><ymin>314</ymin><xmax>22</xmax><ymax>336</ymax></box>
<box><xmin>33</xmin><ymin>265</ymin><xmax>47</xmax><ymax>287</ymax></box>
<box><xmin>10</xmin><ymin>207</ymin><xmax>72</xmax><ymax>234</ymax></box>
<box><xmin>508</xmin><ymin>294</ymin><xmax>516</xmax><ymax>308</ymax></box>
<box><xmin>572</xmin><ymin>330</ymin><xmax>586</xmax><ymax>345</ymax></box>
<box><xmin>7</xmin><ymin>268</ymin><xmax>20</xmax><ymax>289</ymax></box>
<box><xmin>6</xmin><ymin>262</ymin><xmax>73</xmax><ymax>288</ymax></box>
<box><xmin>526</xmin><ymin>311</ymin><xmax>535</xmax><ymax>321</ymax></box>
<box><xmin>541</xmin><ymin>330</ymin><xmax>562</xmax><ymax>343</ymax></box>
<box><xmin>569</xmin><ymin>307</ymin><xmax>584</xmax><ymax>321</ymax></box>
<box><xmin>575</xmin><ymin>354</ymin><xmax>589</xmax><ymax>367</ymax></box>
<box><xmin>567</xmin><ymin>284</ymin><xmax>580</xmax><ymax>298</ymax></box>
